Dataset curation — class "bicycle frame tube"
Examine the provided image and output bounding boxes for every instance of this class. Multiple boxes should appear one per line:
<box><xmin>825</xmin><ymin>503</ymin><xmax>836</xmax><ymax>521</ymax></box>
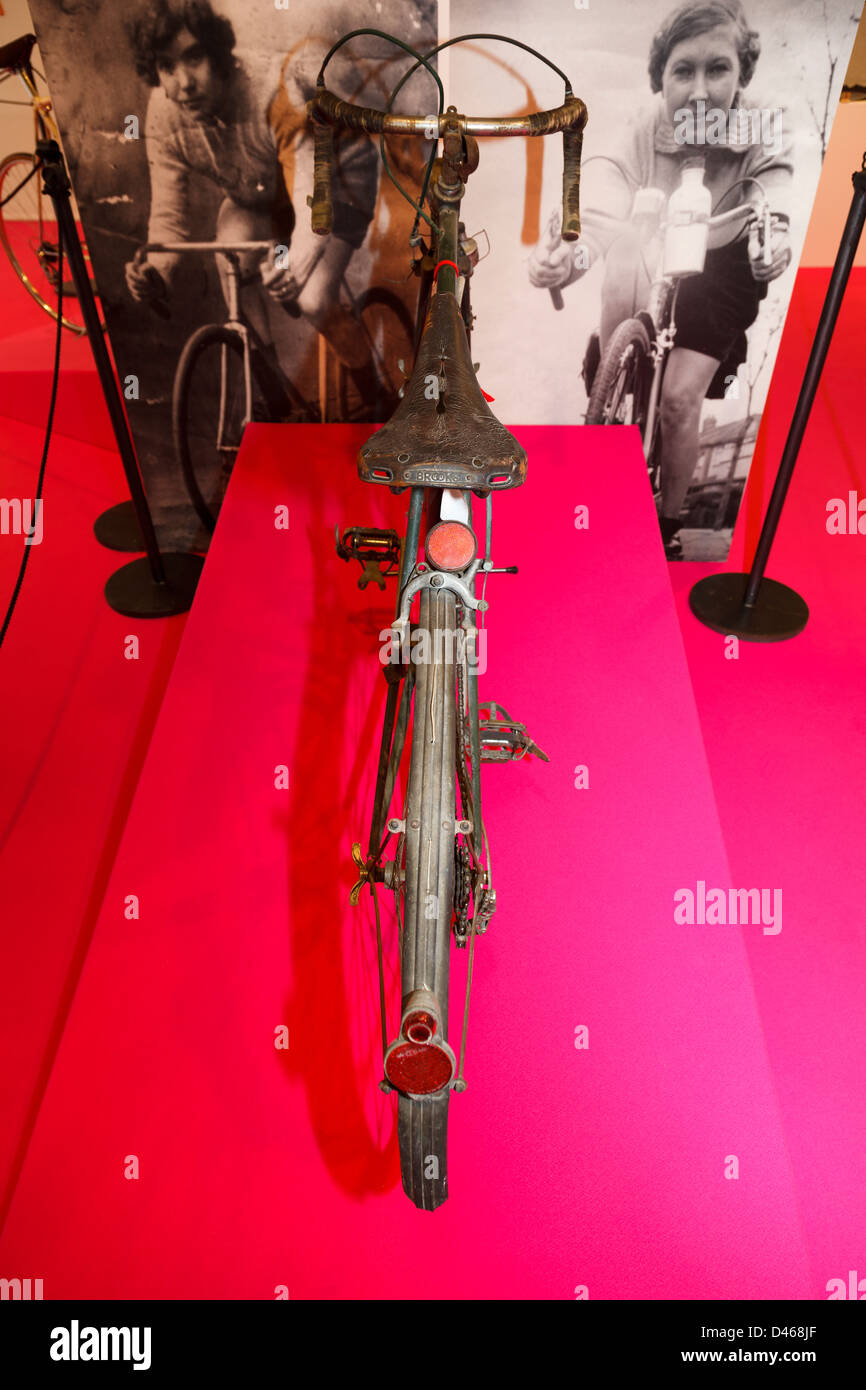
<box><xmin>224</xmin><ymin>326</ymin><xmax>253</xmax><ymax>449</ymax></box>
<box><xmin>435</xmin><ymin>208</ymin><xmax>460</xmax><ymax>294</ymax></box>
<box><xmin>209</xmin><ymin>253</ymin><xmax>254</xmax><ymax>438</ymax></box>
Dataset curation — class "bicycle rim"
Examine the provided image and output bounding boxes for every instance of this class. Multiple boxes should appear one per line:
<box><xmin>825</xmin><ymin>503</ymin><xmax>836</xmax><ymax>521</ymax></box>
<box><xmin>337</xmin><ymin>286</ymin><xmax>415</xmax><ymax>421</ymax></box>
<box><xmin>0</xmin><ymin>151</ymin><xmax>92</xmax><ymax>334</ymax></box>
<box><xmin>585</xmin><ymin>317</ymin><xmax>652</xmax><ymax>430</ymax></box>
<box><xmin>172</xmin><ymin>323</ymin><xmax>249</xmax><ymax>533</ymax></box>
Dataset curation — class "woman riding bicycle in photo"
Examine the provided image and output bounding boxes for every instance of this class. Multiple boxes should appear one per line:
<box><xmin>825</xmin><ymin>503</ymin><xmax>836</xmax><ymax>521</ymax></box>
<box><xmin>123</xmin><ymin>0</ymin><xmax>389</xmax><ymax>410</ymax></box>
<box><xmin>529</xmin><ymin>0</ymin><xmax>793</xmax><ymax>558</ymax></box>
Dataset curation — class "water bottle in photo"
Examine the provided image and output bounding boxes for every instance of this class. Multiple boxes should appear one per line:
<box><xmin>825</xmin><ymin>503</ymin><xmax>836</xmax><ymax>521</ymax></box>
<box><xmin>662</xmin><ymin>159</ymin><xmax>711</xmax><ymax>277</ymax></box>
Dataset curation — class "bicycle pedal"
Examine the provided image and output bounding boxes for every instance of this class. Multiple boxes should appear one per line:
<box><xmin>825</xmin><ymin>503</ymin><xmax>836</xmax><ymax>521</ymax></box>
<box><xmin>477</xmin><ymin>703</ymin><xmax>550</xmax><ymax>763</ymax></box>
<box><xmin>334</xmin><ymin>526</ymin><xmax>401</xmax><ymax>590</ymax></box>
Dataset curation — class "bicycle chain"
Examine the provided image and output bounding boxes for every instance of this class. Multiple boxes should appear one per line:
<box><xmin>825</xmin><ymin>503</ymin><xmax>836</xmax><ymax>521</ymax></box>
<box><xmin>454</xmin><ymin>841</ymin><xmax>471</xmax><ymax>943</ymax></box>
<box><xmin>455</xmin><ymin>616</ymin><xmax>473</xmax><ymax>821</ymax></box>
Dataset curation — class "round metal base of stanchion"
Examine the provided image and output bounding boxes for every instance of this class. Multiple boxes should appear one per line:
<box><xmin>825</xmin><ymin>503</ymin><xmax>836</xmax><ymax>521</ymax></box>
<box><xmin>104</xmin><ymin>553</ymin><xmax>204</xmax><ymax>618</ymax></box>
<box><xmin>93</xmin><ymin>501</ymin><xmax>147</xmax><ymax>552</ymax></box>
<box><xmin>689</xmin><ymin>572</ymin><xmax>809</xmax><ymax>642</ymax></box>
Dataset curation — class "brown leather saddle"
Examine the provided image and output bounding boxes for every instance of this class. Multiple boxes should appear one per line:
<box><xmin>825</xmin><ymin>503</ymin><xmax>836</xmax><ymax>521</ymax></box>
<box><xmin>358</xmin><ymin>290</ymin><xmax>526</xmax><ymax>492</ymax></box>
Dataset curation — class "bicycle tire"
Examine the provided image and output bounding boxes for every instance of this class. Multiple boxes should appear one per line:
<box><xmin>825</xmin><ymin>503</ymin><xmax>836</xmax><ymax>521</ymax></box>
<box><xmin>174</xmin><ymin>321</ymin><xmax>319</xmax><ymax>532</ymax></box>
<box><xmin>172</xmin><ymin>323</ymin><xmax>250</xmax><ymax>533</ymax></box>
<box><xmin>338</xmin><ymin>286</ymin><xmax>415</xmax><ymax>421</ymax></box>
<box><xmin>0</xmin><ymin>150</ymin><xmax>97</xmax><ymax>335</ymax></box>
<box><xmin>396</xmin><ymin>584</ymin><xmax>458</xmax><ymax>1210</ymax></box>
<box><xmin>584</xmin><ymin>317</ymin><xmax>653</xmax><ymax>431</ymax></box>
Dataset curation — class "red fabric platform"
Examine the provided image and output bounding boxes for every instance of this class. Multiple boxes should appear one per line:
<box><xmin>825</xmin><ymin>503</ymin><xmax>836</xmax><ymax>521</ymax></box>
<box><xmin>0</xmin><ymin>414</ymin><xmax>188</xmax><ymax>1225</ymax></box>
<box><xmin>0</xmin><ymin>421</ymin><xmax>815</xmax><ymax>1299</ymax></box>
<box><xmin>669</xmin><ymin>266</ymin><xmax>866</xmax><ymax>1281</ymax></box>
<box><xmin>0</xmin><ymin>248</ymin><xmax>109</xmax><ymax>451</ymax></box>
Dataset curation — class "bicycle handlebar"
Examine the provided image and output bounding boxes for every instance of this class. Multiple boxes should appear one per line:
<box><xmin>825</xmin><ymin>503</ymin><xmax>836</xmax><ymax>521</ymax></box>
<box><xmin>547</xmin><ymin>189</ymin><xmax>771</xmax><ymax>312</ymax></box>
<box><xmin>140</xmin><ymin>241</ymin><xmax>273</xmax><ymax>254</ymax></box>
<box><xmin>308</xmin><ymin>84</ymin><xmax>587</xmax><ymax>242</ymax></box>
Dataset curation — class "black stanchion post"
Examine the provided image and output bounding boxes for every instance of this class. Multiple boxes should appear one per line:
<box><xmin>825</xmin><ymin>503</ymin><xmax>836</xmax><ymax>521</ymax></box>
<box><xmin>689</xmin><ymin>155</ymin><xmax>866</xmax><ymax>642</ymax></box>
<box><xmin>37</xmin><ymin>139</ymin><xmax>203</xmax><ymax>616</ymax></box>
<box><xmin>93</xmin><ymin>501</ymin><xmax>148</xmax><ymax>553</ymax></box>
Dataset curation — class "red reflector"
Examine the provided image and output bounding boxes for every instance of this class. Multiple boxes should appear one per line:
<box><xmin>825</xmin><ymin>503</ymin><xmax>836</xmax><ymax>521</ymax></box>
<box><xmin>385</xmin><ymin>1040</ymin><xmax>454</xmax><ymax>1095</ymax></box>
<box><xmin>425</xmin><ymin>520</ymin><xmax>477</xmax><ymax>572</ymax></box>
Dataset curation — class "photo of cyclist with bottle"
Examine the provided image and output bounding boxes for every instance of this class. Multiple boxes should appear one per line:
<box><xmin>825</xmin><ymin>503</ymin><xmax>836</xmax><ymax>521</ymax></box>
<box><xmin>529</xmin><ymin>0</ymin><xmax>794</xmax><ymax>558</ymax></box>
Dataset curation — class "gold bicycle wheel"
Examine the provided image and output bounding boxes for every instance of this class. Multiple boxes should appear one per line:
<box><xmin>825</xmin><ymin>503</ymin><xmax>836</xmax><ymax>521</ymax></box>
<box><xmin>0</xmin><ymin>150</ymin><xmax>97</xmax><ymax>335</ymax></box>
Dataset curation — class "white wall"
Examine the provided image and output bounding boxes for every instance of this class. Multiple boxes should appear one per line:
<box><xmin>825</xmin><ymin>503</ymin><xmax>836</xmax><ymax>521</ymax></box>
<box><xmin>0</xmin><ymin>0</ymin><xmax>44</xmax><ymax>155</ymax></box>
<box><xmin>800</xmin><ymin>100</ymin><xmax>866</xmax><ymax>266</ymax></box>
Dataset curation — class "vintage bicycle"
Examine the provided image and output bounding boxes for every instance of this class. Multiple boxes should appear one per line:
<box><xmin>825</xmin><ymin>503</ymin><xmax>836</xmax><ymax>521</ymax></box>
<box><xmin>132</xmin><ymin>239</ymin><xmax>413</xmax><ymax>532</ymax></box>
<box><xmin>583</xmin><ymin>168</ymin><xmax>774</xmax><ymax>500</ymax></box>
<box><xmin>0</xmin><ymin>33</ymin><xmax>98</xmax><ymax>334</ymax></box>
<box><xmin>308</xmin><ymin>29</ymin><xmax>586</xmax><ymax>1209</ymax></box>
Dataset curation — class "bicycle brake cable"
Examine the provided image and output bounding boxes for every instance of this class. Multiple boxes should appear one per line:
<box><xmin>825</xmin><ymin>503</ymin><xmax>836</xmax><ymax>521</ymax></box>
<box><xmin>317</xmin><ymin>28</ymin><xmax>444</xmax><ymax>238</ymax></box>
<box><xmin>455</xmin><ymin>917</ymin><xmax>477</xmax><ymax>1088</ymax></box>
<box><xmin>710</xmin><ymin>175</ymin><xmax>768</xmax><ymax>215</ymax></box>
<box><xmin>398</xmin><ymin>32</ymin><xmax>578</xmax><ymax>244</ymax></box>
<box><xmin>317</xmin><ymin>28</ymin><xmax>444</xmax><ymax>100</ymax></box>
<box><xmin>396</xmin><ymin>32</ymin><xmax>573</xmax><ymax>101</ymax></box>
<box><xmin>319</xmin><ymin>30</ymin><xmax>579</xmax><ymax>245</ymax></box>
